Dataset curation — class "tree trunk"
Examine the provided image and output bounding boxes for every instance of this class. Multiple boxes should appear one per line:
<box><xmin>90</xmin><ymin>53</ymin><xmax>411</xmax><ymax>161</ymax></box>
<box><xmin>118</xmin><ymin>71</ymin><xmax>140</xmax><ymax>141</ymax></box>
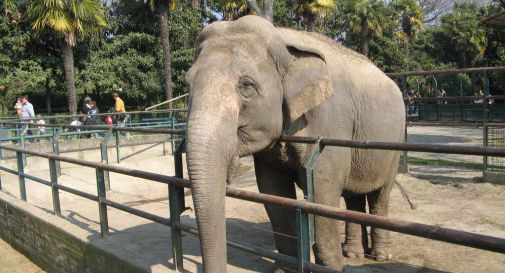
<box><xmin>159</xmin><ymin>3</ymin><xmax>173</xmax><ymax>109</ymax></box>
<box><xmin>62</xmin><ymin>42</ymin><xmax>77</xmax><ymax>115</ymax></box>
<box><xmin>191</xmin><ymin>0</ymin><xmax>199</xmax><ymax>8</ymax></box>
<box><xmin>361</xmin><ymin>19</ymin><xmax>370</xmax><ymax>56</ymax></box>
<box><xmin>263</xmin><ymin>0</ymin><xmax>273</xmax><ymax>22</ymax></box>
<box><xmin>307</xmin><ymin>14</ymin><xmax>316</xmax><ymax>31</ymax></box>
<box><xmin>46</xmin><ymin>90</ymin><xmax>52</xmax><ymax>115</ymax></box>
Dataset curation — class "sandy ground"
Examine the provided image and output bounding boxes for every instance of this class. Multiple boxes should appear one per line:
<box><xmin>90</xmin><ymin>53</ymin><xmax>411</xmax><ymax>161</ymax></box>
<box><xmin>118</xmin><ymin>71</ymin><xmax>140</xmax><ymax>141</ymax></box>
<box><xmin>0</xmin><ymin>238</ymin><xmax>45</xmax><ymax>273</ymax></box>
<box><xmin>0</xmin><ymin>126</ymin><xmax>504</xmax><ymax>273</ymax></box>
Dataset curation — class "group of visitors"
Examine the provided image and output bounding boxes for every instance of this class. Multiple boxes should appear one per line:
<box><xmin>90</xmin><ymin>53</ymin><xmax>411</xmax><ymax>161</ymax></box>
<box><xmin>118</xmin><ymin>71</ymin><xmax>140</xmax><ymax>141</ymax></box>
<box><xmin>14</xmin><ymin>95</ymin><xmax>45</xmax><ymax>141</ymax></box>
<box><xmin>12</xmin><ymin>93</ymin><xmax>128</xmax><ymax>141</ymax></box>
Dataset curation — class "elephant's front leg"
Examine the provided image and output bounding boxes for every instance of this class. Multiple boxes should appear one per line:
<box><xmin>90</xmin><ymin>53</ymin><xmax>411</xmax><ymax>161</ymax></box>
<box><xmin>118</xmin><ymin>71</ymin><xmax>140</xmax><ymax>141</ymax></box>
<box><xmin>312</xmin><ymin>160</ymin><xmax>347</xmax><ymax>270</ymax></box>
<box><xmin>254</xmin><ymin>155</ymin><xmax>297</xmax><ymax>272</ymax></box>
<box><xmin>343</xmin><ymin>194</ymin><xmax>368</xmax><ymax>258</ymax></box>
<box><xmin>367</xmin><ymin>183</ymin><xmax>394</xmax><ymax>261</ymax></box>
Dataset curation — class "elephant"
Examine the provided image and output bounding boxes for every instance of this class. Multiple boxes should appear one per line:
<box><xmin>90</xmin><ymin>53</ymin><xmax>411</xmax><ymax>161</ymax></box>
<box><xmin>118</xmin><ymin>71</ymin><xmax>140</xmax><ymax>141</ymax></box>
<box><xmin>185</xmin><ymin>15</ymin><xmax>405</xmax><ymax>273</ymax></box>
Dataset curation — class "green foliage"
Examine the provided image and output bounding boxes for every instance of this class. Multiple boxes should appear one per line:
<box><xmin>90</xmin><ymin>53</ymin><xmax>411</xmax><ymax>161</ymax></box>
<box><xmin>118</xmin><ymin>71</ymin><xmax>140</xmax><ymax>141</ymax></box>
<box><xmin>441</xmin><ymin>3</ymin><xmax>487</xmax><ymax>67</ymax></box>
<box><xmin>29</xmin><ymin>0</ymin><xmax>107</xmax><ymax>46</ymax></box>
<box><xmin>78</xmin><ymin>33</ymin><xmax>163</xmax><ymax>107</ymax></box>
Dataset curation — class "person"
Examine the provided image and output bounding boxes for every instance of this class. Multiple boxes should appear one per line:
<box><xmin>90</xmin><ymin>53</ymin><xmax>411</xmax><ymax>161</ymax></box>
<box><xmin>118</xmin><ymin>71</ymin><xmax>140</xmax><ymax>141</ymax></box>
<box><xmin>89</xmin><ymin>100</ymin><xmax>100</xmax><ymax>137</ymax></box>
<box><xmin>81</xmin><ymin>96</ymin><xmax>93</xmax><ymax>125</ymax></box>
<box><xmin>113</xmin><ymin>92</ymin><xmax>126</xmax><ymax>124</ymax></box>
<box><xmin>474</xmin><ymin>90</ymin><xmax>484</xmax><ymax>104</ymax></box>
<box><xmin>14</xmin><ymin>97</ymin><xmax>22</xmax><ymax>118</ymax></box>
<box><xmin>113</xmin><ymin>92</ymin><xmax>130</xmax><ymax>137</ymax></box>
<box><xmin>20</xmin><ymin>95</ymin><xmax>35</xmax><ymax>139</ymax></box>
<box><xmin>35</xmin><ymin>114</ymin><xmax>46</xmax><ymax>142</ymax></box>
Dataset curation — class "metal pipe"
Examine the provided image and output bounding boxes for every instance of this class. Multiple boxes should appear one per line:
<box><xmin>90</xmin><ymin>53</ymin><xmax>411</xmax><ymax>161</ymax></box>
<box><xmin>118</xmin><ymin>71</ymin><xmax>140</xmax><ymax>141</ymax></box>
<box><xmin>0</xmin><ymin>145</ymin><xmax>191</xmax><ymax>188</ymax></box>
<box><xmin>0</xmin><ymin>122</ymin><xmax>186</xmax><ymax>135</ymax></box>
<box><xmin>103</xmin><ymin>199</ymin><xmax>171</xmax><ymax>226</ymax></box>
<box><xmin>0</xmin><ymin>108</ymin><xmax>188</xmax><ymax>123</ymax></box>
<box><xmin>387</xmin><ymin>66</ymin><xmax>505</xmax><ymax>77</ymax></box>
<box><xmin>225</xmin><ymin>188</ymin><xmax>505</xmax><ymax>254</ymax></box>
<box><xmin>56</xmin><ymin>184</ymin><xmax>99</xmax><ymax>201</ymax></box>
<box><xmin>145</xmin><ymin>94</ymin><xmax>189</xmax><ymax>111</ymax></box>
<box><xmin>280</xmin><ymin>136</ymin><xmax>505</xmax><ymax>157</ymax></box>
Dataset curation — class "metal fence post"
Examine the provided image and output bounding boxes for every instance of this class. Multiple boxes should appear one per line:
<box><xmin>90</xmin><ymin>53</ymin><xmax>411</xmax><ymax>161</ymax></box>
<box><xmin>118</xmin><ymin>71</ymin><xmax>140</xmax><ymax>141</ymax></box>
<box><xmin>96</xmin><ymin>168</ymin><xmax>109</xmax><ymax>237</ymax></box>
<box><xmin>18</xmin><ymin>125</ymin><xmax>27</xmax><ymax>167</ymax></box>
<box><xmin>304</xmin><ymin>141</ymin><xmax>324</xmax><ymax>246</ymax></box>
<box><xmin>401</xmin><ymin>76</ymin><xmax>409</xmax><ymax>173</ymax></box>
<box><xmin>16</xmin><ymin>151</ymin><xmax>27</xmax><ymax>201</ymax></box>
<box><xmin>483</xmin><ymin>97</ymin><xmax>489</xmax><ymax>177</ymax></box>
<box><xmin>171</xmin><ymin>115</ymin><xmax>175</xmax><ymax>153</ymax></box>
<box><xmin>101</xmin><ymin>130</ymin><xmax>113</xmax><ymax>190</ymax></box>
<box><xmin>52</xmin><ymin>127</ymin><xmax>61</xmax><ymax>177</ymax></box>
<box><xmin>115</xmin><ymin>127</ymin><xmax>121</xmax><ymax>164</ymax></box>
<box><xmin>49</xmin><ymin>159</ymin><xmax>61</xmax><ymax>216</ymax></box>
<box><xmin>170</xmin><ymin>139</ymin><xmax>186</xmax><ymax>270</ymax></box>
<box><xmin>296</xmin><ymin>208</ymin><xmax>310</xmax><ymax>273</ymax></box>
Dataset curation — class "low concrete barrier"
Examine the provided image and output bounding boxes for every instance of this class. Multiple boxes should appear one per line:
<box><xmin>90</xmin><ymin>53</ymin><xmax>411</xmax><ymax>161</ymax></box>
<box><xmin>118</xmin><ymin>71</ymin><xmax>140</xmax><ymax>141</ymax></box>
<box><xmin>0</xmin><ymin>192</ymin><xmax>146</xmax><ymax>273</ymax></box>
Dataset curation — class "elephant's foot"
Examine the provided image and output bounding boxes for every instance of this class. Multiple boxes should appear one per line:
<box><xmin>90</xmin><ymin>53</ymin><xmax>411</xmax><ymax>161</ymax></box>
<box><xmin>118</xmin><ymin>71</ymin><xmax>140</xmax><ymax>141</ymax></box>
<box><xmin>342</xmin><ymin>243</ymin><xmax>365</xmax><ymax>259</ymax></box>
<box><xmin>315</xmin><ymin>255</ymin><xmax>344</xmax><ymax>271</ymax></box>
<box><xmin>271</xmin><ymin>261</ymin><xmax>296</xmax><ymax>273</ymax></box>
<box><xmin>370</xmin><ymin>246</ymin><xmax>394</xmax><ymax>261</ymax></box>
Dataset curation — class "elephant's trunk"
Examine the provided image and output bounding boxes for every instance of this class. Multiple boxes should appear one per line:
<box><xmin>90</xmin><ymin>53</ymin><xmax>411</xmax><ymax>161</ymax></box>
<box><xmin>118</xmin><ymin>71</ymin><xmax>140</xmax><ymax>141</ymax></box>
<box><xmin>186</xmin><ymin>76</ymin><xmax>238</xmax><ymax>273</ymax></box>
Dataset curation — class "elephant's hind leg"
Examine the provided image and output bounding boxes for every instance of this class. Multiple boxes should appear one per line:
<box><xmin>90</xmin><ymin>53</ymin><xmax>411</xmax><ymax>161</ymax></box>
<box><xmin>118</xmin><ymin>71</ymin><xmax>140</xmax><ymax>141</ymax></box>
<box><xmin>343</xmin><ymin>195</ymin><xmax>368</xmax><ymax>258</ymax></box>
<box><xmin>367</xmin><ymin>183</ymin><xmax>394</xmax><ymax>261</ymax></box>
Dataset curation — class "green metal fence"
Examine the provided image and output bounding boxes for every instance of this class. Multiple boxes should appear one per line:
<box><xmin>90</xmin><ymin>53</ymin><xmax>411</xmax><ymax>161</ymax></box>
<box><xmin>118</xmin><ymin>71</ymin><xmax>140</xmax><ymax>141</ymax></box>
<box><xmin>1</xmin><ymin>127</ymin><xmax>505</xmax><ymax>272</ymax></box>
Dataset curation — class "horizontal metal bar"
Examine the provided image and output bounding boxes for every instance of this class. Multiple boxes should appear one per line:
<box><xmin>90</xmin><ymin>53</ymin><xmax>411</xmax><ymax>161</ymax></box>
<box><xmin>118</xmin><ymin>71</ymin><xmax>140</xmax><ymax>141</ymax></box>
<box><xmin>0</xmin><ymin>122</ymin><xmax>186</xmax><ymax>135</ymax></box>
<box><xmin>0</xmin><ymin>139</ymin><xmax>172</xmax><ymax>160</ymax></box>
<box><xmin>0</xmin><ymin>165</ymin><xmax>51</xmax><ymax>186</ymax></box>
<box><xmin>0</xmin><ymin>145</ymin><xmax>191</xmax><ymax>188</ymax></box>
<box><xmin>56</xmin><ymin>184</ymin><xmax>99</xmax><ymax>202</ymax></box>
<box><xmin>0</xmin><ymin>109</ymin><xmax>188</xmax><ymax>123</ymax></box>
<box><xmin>0</xmin><ymin>165</ymin><xmax>19</xmax><ymax>175</ymax></box>
<box><xmin>387</xmin><ymin>66</ymin><xmax>505</xmax><ymax>77</ymax></box>
<box><xmin>173</xmin><ymin>222</ymin><xmax>340</xmax><ymax>273</ymax></box>
<box><xmin>103</xmin><ymin>199</ymin><xmax>171</xmax><ymax>226</ymax></box>
<box><xmin>408</xmin><ymin>95</ymin><xmax>505</xmax><ymax>102</ymax></box>
<box><xmin>280</xmin><ymin>136</ymin><xmax>505</xmax><ymax>157</ymax></box>
<box><xmin>225</xmin><ymin>187</ymin><xmax>505</xmax><ymax>254</ymax></box>
<box><xmin>407</xmin><ymin>122</ymin><xmax>483</xmax><ymax>127</ymax></box>
<box><xmin>22</xmin><ymin>172</ymin><xmax>51</xmax><ymax>187</ymax></box>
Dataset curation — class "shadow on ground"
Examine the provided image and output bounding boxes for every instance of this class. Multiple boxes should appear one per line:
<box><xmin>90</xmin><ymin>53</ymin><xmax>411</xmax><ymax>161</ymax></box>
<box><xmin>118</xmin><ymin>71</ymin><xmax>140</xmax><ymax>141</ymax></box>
<box><xmin>77</xmin><ymin>212</ymin><xmax>454</xmax><ymax>273</ymax></box>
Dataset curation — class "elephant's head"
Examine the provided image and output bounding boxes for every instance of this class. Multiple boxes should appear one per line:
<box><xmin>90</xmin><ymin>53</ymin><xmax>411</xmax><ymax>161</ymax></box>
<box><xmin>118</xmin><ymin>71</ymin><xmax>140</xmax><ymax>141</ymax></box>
<box><xmin>185</xmin><ymin>15</ymin><xmax>334</xmax><ymax>272</ymax></box>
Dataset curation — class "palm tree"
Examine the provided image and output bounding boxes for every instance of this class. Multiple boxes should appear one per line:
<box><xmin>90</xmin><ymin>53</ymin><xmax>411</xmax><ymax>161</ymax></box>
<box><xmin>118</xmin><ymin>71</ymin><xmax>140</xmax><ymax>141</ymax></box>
<box><xmin>441</xmin><ymin>3</ymin><xmax>487</xmax><ymax>90</ymax></box>
<box><xmin>295</xmin><ymin>0</ymin><xmax>335</xmax><ymax>31</ymax></box>
<box><xmin>221</xmin><ymin>0</ymin><xmax>274</xmax><ymax>22</ymax></box>
<box><xmin>29</xmin><ymin>0</ymin><xmax>106</xmax><ymax>115</ymax></box>
<box><xmin>138</xmin><ymin>0</ymin><xmax>176</xmax><ymax>108</ymax></box>
<box><xmin>391</xmin><ymin>0</ymin><xmax>425</xmax><ymax>41</ymax></box>
<box><xmin>343</xmin><ymin>0</ymin><xmax>389</xmax><ymax>56</ymax></box>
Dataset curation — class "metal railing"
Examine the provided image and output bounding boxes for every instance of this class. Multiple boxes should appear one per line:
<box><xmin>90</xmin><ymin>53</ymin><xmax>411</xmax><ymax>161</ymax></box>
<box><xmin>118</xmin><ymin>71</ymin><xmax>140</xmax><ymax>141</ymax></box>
<box><xmin>1</xmin><ymin>127</ymin><xmax>505</xmax><ymax>272</ymax></box>
<box><xmin>0</xmin><ymin>109</ymin><xmax>187</xmax><ymax>165</ymax></box>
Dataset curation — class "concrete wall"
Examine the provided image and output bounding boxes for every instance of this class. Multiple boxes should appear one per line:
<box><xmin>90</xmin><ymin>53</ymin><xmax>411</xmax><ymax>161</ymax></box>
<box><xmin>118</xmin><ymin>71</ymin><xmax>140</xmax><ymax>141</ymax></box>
<box><xmin>0</xmin><ymin>192</ymin><xmax>147</xmax><ymax>273</ymax></box>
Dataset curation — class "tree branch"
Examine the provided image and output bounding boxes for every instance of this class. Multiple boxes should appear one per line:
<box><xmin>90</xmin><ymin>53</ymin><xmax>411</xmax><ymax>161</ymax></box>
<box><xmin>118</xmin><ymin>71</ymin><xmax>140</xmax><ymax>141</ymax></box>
<box><xmin>246</xmin><ymin>0</ymin><xmax>262</xmax><ymax>16</ymax></box>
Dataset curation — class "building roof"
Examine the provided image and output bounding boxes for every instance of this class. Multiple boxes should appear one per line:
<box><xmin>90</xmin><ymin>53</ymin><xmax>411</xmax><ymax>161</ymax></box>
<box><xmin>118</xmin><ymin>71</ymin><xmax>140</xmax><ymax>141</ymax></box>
<box><xmin>481</xmin><ymin>10</ymin><xmax>505</xmax><ymax>27</ymax></box>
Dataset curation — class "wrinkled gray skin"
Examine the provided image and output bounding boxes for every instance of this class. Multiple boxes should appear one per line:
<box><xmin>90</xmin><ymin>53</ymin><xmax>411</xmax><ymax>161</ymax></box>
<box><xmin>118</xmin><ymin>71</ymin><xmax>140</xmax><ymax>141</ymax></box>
<box><xmin>185</xmin><ymin>15</ymin><xmax>405</xmax><ymax>273</ymax></box>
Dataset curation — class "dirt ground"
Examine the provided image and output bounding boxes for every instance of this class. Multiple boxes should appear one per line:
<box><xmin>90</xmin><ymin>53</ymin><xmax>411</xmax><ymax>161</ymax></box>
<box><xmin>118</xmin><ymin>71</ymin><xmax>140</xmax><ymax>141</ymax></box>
<box><xmin>0</xmin><ymin>126</ymin><xmax>504</xmax><ymax>273</ymax></box>
<box><xmin>0</xmin><ymin>238</ymin><xmax>45</xmax><ymax>273</ymax></box>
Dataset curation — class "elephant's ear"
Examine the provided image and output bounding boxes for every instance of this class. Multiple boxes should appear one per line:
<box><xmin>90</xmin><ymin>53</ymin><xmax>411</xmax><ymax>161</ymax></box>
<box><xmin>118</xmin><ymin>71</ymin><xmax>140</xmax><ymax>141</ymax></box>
<box><xmin>282</xmin><ymin>48</ymin><xmax>334</xmax><ymax>124</ymax></box>
<box><xmin>280</xmin><ymin>31</ymin><xmax>334</xmax><ymax>124</ymax></box>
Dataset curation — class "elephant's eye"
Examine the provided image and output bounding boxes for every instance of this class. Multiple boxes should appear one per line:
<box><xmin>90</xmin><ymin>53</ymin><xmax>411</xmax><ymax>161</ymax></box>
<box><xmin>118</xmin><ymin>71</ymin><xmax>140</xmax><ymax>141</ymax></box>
<box><xmin>238</xmin><ymin>77</ymin><xmax>258</xmax><ymax>99</ymax></box>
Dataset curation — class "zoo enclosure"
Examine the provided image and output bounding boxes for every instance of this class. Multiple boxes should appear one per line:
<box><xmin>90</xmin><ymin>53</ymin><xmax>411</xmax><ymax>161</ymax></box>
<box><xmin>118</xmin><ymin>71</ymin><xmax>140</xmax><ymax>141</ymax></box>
<box><xmin>1</xmin><ymin>124</ymin><xmax>505</xmax><ymax>273</ymax></box>
<box><xmin>387</xmin><ymin>66</ymin><xmax>505</xmax><ymax>175</ymax></box>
